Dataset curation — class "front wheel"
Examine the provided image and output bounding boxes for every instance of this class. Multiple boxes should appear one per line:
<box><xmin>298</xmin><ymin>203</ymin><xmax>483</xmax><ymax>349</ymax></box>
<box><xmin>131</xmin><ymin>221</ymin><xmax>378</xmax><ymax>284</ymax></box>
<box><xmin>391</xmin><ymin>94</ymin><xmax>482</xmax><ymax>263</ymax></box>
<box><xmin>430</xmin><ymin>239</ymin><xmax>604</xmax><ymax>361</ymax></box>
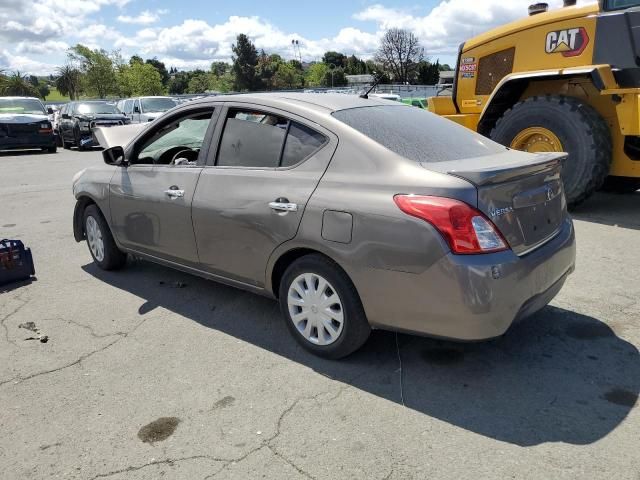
<box><xmin>83</xmin><ymin>205</ymin><xmax>127</xmax><ymax>270</ymax></box>
<box><xmin>279</xmin><ymin>254</ymin><xmax>370</xmax><ymax>359</ymax></box>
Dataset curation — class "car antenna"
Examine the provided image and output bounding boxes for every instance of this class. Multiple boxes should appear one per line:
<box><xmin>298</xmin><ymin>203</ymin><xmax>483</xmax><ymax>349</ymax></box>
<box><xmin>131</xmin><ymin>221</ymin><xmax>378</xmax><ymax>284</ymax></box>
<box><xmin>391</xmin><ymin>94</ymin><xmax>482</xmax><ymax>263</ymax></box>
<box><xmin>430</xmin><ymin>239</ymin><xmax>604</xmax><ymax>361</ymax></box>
<box><xmin>360</xmin><ymin>72</ymin><xmax>380</xmax><ymax>99</ymax></box>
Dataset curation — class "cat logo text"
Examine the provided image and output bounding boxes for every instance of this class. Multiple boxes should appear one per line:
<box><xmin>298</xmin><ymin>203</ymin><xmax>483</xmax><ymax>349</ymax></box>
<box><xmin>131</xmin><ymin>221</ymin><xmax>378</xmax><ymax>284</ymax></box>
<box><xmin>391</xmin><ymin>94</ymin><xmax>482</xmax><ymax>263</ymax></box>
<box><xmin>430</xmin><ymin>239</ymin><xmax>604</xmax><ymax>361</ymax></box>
<box><xmin>545</xmin><ymin>27</ymin><xmax>589</xmax><ymax>57</ymax></box>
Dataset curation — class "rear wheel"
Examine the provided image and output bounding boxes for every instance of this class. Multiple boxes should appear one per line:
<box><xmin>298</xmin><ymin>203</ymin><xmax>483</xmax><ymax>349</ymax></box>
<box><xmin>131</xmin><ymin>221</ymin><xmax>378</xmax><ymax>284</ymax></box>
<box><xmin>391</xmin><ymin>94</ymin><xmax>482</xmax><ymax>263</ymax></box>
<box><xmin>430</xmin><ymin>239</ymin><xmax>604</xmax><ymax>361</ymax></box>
<box><xmin>83</xmin><ymin>205</ymin><xmax>127</xmax><ymax>271</ymax></box>
<box><xmin>490</xmin><ymin>95</ymin><xmax>612</xmax><ymax>207</ymax></box>
<box><xmin>601</xmin><ymin>176</ymin><xmax>640</xmax><ymax>194</ymax></box>
<box><xmin>61</xmin><ymin>131</ymin><xmax>71</xmax><ymax>149</ymax></box>
<box><xmin>45</xmin><ymin>145</ymin><xmax>57</xmax><ymax>154</ymax></box>
<box><xmin>279</xmin><ymin>254</ymin><xmax>370</xmax><ymax>359</ymax></box>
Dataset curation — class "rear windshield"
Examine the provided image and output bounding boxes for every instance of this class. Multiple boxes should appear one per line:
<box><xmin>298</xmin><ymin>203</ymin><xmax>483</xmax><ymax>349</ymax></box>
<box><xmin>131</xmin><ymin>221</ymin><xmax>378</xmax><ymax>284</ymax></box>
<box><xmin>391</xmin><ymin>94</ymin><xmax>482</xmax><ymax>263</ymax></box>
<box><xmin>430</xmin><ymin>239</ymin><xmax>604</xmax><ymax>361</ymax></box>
<box><xmin>141</xmin><ymin>97</ymin><xmax>177</xmax><ymax>113</ymax></box>
<box><xmin>0</xmin><ymin>98</ymin><xmax>46</xmax><ymax>115</ymax></box>
<box><xmin>74</xmin><ymin>102</ymin><xmax>119</xmax><ymax>115</ymax></box>
<box><xmin>332</xmin><ymin>105</ymin><xmax>506</xmax><ymax>162</ymax></box>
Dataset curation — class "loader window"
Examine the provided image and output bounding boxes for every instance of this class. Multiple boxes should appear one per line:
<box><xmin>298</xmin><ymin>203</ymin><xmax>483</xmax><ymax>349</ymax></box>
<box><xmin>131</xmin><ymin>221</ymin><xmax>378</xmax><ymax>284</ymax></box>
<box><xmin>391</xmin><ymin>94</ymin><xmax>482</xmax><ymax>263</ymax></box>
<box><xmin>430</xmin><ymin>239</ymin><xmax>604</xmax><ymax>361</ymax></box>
<box><xmin>604</xmin><ymin>0</ymin><xmax>640</xmax><ymax>10</ymax></box>
<box><xmin>333</xmin><ymin>105</ymin><xmax>507</xmax><ymax>163</ymax></box>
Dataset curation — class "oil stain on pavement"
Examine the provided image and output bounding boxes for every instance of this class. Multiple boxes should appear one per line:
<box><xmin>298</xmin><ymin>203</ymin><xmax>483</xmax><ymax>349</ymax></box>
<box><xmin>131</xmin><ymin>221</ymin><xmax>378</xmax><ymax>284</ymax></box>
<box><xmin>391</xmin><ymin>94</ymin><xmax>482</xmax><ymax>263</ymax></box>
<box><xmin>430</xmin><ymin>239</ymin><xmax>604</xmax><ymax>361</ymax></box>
<box><xmin>603</xmin><ymin>388</ymin><xmax>638</xmax><ymax>408</ymax></box>
<box><xmin>137</xmin><ymin>417</ymin><xmax>180</xmax><ymax>444</ymax></box>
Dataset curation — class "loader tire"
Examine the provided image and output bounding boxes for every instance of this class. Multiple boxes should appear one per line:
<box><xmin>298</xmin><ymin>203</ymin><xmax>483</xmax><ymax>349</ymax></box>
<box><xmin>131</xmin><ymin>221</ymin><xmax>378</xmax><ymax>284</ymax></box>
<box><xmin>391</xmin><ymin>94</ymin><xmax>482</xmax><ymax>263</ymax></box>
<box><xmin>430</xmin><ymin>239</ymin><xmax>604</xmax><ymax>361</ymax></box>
<box><xmin>490</xmin><ymin>95</ymin><xmax>612</xmax><ymax>208</ymax></box>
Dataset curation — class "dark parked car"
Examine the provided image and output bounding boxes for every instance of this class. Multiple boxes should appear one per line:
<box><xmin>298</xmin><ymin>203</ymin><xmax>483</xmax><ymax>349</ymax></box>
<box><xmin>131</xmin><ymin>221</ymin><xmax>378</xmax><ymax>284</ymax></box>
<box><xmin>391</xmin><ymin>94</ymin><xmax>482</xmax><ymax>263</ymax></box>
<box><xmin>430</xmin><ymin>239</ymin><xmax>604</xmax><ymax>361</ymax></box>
<box><xmin>0</xmin><ymin>97</ymin><xmax>56</xmax><ymax>153</ymax></box>
<box><xmin>59</xmin><ymin>101</ymin><xmax>128</xmax><ymax>150</ymax></box>
<box><xmin>72</xmin><ymin>93</ymin><xmax>576</xmax><ymax>358</ymax></box>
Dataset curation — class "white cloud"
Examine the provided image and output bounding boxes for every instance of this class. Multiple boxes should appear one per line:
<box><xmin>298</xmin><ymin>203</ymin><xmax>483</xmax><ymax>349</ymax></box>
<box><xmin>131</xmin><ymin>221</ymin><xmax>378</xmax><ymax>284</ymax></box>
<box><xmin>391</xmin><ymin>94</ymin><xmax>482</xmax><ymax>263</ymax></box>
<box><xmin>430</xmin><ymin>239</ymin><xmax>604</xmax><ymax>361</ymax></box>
<box><xmin>0</xmin><ymin>0</ymin><xmax>600</xmax><ymax>74</ymax></box>
<box><xmin>0</xmin><ymin>49</ymin><xmax>58</xmax><ymax>75</ymax></box>
<box><xmin>354</xmin><ymin>0</ymin><xmax>597</xmax><ymax>57</ymax></box>
<box><xmin>117</xmin><ymin>9</ymin><xmax>166</xmax><ymax>25</ymax></box>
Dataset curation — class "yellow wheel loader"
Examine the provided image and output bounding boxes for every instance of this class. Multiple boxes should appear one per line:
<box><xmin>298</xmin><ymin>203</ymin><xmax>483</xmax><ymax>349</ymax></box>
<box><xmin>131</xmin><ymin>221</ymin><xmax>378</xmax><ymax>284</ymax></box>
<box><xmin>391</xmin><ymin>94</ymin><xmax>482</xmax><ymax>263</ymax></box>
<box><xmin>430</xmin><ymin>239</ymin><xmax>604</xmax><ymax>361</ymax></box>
<box><xmin>428</xmin><ymin>0</ymin><xmax>640</xmax><ymax>206</ymax></box>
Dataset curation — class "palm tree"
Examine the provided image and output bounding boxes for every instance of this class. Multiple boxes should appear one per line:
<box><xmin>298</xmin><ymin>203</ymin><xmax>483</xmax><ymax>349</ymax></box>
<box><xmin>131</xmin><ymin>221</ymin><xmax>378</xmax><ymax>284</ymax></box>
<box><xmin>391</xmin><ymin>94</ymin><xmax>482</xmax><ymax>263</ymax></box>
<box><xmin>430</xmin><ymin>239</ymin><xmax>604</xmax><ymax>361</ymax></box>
<box><xmin>0</xmin><ymin>71</ymin><xmax>39</xmax><ymax>97</ymax></box>
<box><xmin>55</xmin><ymin>65</ymin><xmax>82</xmax><ymax>100</ymax></box>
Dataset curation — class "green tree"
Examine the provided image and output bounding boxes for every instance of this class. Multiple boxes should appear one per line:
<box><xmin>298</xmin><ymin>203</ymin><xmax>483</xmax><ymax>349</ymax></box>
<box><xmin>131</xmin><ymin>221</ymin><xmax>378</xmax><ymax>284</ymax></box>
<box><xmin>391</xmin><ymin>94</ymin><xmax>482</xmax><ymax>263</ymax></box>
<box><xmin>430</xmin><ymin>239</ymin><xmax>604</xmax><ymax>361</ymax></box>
<box><xmin>37</xmin><ymin>81</ymin><xmax>50</xmax><ymax>99</ymax></box>
<box><xmin>0</xmin><ymin>71</ymin><xmax>40</xmax><ymax>97</ymax></box>
<box><xmin>187</xmin><ymin>72</ymin><xmax>210</xmax><ymax>94</ymax></box>
<box><xmin>210</xmin><ymin>72</ymin><xmax>234</xmax><ymax>93</ymax></box>
<box><xmin>272</xmin><ymin>62</ymin><xmax>303</xmax><ymax>89</ymax></box>
<box><xmin>117</xmin><ymin>62</ymin><xmax>165</xmax><ymax>96</ymax></box>
<box><xmin>69</xmin><ymin>44</ymin><xmax>118</xmax><ymax>98</ymax></box>
<box><xmin>55</xmin><ymin>65</ymin><xmax>82</xmax><ymax>100</ymax></box>
<box><xmin>305</xmin><ymin>62</ymin><xmax>329</xmax><ymax>87</ymax></box>
<box><xmin>146</xmin><ymin>57</ymin><xmax>170</xmax><ymax>86</ymax></box>
<box><xmin>417</xmin><ymin>60</ymin><xmax>440</xmax><ymax>85</ymax></box>
<box><xmin>322</xmin><ymin>51</ymin><xmax>346</xmax><ymax>68</ymax></box>
<box><xmin>345</xmin><ymin>55</ymin><xmax>367</xmax><ymax>75</ymax></box>
<box><xmin>210</xmin><ymin>61</ymin><xmax>228</xmax><ymax>77</ymax></box>
<box><xmin>168</xmin><ymin>71</ymin><xmax>190</xmax><ymax>94</ymax></box>
<box><xmin>232</xmin><ymin>33</ymin><xmax>259</xmax><ymax>91</ymax></box>
<box><xmin>256</xmin><ymin>51</ymin><xmax>283</xmax><ymax>90</ymax></box>
<box><xmin>324</xmin><ymin>66</ymin><xmax>347</xmax><ymax>87</ymax></box>
<box><xmin>129</xmin><ymin>55</ymin><xmax>144</xmax><ymax>65</ymax></box>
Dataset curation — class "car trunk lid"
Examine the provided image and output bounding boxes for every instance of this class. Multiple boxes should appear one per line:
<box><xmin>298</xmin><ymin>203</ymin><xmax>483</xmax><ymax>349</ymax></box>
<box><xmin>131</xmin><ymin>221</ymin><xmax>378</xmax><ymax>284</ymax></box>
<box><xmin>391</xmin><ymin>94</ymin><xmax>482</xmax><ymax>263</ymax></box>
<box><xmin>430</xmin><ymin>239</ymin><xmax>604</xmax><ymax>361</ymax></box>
<box><xmin>422</xmin><ymin>150</ymin><xmax>568</xmax><ymax>255</ymax></box>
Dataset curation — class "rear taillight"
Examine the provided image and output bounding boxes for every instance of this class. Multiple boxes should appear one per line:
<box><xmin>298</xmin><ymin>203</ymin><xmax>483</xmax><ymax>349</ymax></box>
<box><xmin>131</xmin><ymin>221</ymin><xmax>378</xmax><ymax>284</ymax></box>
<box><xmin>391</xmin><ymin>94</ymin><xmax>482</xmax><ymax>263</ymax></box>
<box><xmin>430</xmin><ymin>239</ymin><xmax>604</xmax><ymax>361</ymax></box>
<box><xmin>394</xmin><ymin>195</ymin><xmax>508</xmax><ymax>254</ymax></box>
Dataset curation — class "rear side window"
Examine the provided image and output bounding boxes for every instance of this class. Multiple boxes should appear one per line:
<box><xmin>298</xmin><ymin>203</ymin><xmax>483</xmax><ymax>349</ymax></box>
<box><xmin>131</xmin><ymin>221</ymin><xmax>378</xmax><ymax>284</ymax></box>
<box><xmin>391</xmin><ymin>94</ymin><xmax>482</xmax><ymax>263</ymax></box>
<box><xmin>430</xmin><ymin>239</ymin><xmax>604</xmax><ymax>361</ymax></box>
<box><xmin>217</xmin><ymin>109</ymin><xmax>326</xmax><ymax>168</ymax></box>
<box><xmin>281</xmin><ymin>122</ymin><xmax>327</xmax><ymax>167</ymax></box>
<box><xmin>332</xmin><ymin>105</ymin><xmax>506</xmax><ymax>163</ymax></box>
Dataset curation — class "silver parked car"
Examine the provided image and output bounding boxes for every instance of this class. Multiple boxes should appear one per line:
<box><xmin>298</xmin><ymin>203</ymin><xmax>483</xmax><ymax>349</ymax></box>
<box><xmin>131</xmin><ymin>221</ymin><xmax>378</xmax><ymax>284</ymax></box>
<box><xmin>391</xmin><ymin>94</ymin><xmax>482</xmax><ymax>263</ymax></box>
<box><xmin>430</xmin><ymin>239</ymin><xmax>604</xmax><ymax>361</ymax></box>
<box><xmin>72</xmin><ymin>93</ymin><xmax>576</xmax><ymax>358</ymax></box>
<box><xmin>116</xmin><ymin>96</ymin><xmax>177</xmax><ymax>123</ymax></box>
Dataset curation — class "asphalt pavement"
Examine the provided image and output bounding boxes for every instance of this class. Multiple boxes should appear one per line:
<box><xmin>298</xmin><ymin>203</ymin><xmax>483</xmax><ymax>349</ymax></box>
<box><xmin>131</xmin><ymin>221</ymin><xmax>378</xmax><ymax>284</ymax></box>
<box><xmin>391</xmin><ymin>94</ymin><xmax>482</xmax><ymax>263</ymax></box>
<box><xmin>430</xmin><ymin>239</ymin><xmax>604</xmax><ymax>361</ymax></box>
<box><xmin>0</xmin><ymin>148</ymin><xmax>638</xmax><ymax>479</ymax></box>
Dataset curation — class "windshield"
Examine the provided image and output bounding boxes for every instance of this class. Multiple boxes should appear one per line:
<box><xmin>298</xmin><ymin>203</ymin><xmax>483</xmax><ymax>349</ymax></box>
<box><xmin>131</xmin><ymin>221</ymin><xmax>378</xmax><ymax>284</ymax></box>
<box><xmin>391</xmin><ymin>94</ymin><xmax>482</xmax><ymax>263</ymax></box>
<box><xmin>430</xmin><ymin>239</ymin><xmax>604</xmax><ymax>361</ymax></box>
<box><xmin>74</xmin><ymin>102</ymin><xmax>119</xmax><ymax>115</ymax></box>
<box><xmin>140</xmin><ymin>97</ymin><xmax>177</xmax><ymax>113</ymax></box>
<box><xmin>0</xmin><ymin>98</ymin><xmax>46</xmax><ymax>115</ymax></box>
<box><xmin>604</xmin><ymin>0</ymin><xmax>640</xmax><ymax>9</ymax></box>
<box><xmin>332</xmin><ymin>105</ymin><xmax>507</xmax><ymax>163</ymax></box>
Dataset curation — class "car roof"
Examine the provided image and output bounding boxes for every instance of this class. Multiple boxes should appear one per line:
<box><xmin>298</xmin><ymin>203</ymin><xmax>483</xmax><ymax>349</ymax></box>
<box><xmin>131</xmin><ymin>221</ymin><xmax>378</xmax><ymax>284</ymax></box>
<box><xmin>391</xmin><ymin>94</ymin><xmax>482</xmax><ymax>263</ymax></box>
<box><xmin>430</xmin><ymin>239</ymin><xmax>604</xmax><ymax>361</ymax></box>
<box><xmin>189</xmin><ymin>92</ymin><xmax>401</xmax><ymax>114</ymax></box>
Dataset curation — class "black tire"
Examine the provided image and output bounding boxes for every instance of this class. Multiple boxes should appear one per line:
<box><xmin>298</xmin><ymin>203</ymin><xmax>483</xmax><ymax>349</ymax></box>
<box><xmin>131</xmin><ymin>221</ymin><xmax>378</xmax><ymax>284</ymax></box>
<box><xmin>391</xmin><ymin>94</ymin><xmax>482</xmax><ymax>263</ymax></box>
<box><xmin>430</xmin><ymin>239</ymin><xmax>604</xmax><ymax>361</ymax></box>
<box><xmin>490</xmin><ymin>95</ymin><xmax>612</xmax><ymax>207</ymax></box>
<box><xmin>54</xmin><ymin>133</ymin><xmax>62</xmax><ymax>147</ymax></box>
<box><xmin>61</xmin><ymin>131</ymin><xmax>71</xmax><ymax>149</ymax></box>
<box><xmin>74</xmin><ymin>126</ymin><xmax>84</xmax><ymax>151</ymax></box>
<box><xmin>82</xmin><ymin>204</ymin><xmax>127</xmax><ymax>271</ymax></box>
<box><xmin>46</xmin><ymin>145</ymin><xmax>57</xmax><ymax>154</ymax></box>
<box><xmin>601</xmin><ymin>176</ymin><xmax>640</xmax><ymax>194</ymax></box>
<box><xmin>279</xmin><ymin>254</ymin><xmax>370</xmax><ymax>359</ymax></box>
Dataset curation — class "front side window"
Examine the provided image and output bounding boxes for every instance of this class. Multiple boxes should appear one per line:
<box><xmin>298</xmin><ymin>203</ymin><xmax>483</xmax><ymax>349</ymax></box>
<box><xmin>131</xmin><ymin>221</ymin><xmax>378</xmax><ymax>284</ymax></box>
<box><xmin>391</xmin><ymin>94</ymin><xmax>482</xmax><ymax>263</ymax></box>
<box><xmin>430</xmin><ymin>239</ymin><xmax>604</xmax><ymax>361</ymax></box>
<box><xmin>135</xmin><ymin>109</ymin><xmax>214</xmax><ymax>165</ymax></box>
<box><xmin>217</xmin><ymin>109</ymin><xmax>327</xmax><ymax>168</ymax></box>
<box><xmin>123</xmin><ymin>100</ymin><xmax>133</xmax><ymax>114</ymax></box>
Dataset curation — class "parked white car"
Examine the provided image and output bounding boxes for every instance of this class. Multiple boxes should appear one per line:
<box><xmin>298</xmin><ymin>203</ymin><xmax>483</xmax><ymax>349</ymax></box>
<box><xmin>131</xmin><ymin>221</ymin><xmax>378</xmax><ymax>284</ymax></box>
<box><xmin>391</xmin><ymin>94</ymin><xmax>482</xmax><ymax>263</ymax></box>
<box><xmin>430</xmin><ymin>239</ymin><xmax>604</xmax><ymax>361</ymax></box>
<box><xmin>116</xmin><ymin>96</ymin><xmax>177</xmax><ymax>124</ymax></box>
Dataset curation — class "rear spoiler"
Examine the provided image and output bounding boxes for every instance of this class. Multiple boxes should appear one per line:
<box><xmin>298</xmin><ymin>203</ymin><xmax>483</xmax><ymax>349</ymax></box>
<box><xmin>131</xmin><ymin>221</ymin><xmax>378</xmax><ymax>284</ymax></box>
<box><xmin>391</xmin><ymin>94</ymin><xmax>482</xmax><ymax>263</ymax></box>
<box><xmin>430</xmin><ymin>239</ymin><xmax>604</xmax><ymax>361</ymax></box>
<box><xmin>444</xmin><ymin>152</ymin><xmax>567</xmax><ymax>186</ymax></box>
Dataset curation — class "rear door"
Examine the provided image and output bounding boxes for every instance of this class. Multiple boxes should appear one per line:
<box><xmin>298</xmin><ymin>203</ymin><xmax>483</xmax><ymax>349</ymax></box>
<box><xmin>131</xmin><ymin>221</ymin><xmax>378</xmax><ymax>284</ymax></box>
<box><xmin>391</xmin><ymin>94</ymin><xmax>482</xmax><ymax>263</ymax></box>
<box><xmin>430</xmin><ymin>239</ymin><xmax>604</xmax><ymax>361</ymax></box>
<box><xmin>192</xmin><ymin>104</ymin><xmax>337</xmax><ymax>287</ymax></box>
<box><xmin>109</xmin><ymin>105</ymin><xmax>219</xmax><ymax>266</ymax></box>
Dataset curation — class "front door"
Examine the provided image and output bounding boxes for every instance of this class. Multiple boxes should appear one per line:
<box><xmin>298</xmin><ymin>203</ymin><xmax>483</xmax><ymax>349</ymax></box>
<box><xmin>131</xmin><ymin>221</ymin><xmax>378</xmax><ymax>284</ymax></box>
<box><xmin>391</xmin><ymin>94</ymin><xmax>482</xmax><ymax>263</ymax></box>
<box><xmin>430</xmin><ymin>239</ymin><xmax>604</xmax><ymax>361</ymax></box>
<box><xmin>192</xmin><ymin>105</ymin><xmax>337</xmax><ymax>287</ymax></box>
<box><xmin>109</xmin><ymin>106</ymin><xmax>218</xmax><ymax>266</ymax></box>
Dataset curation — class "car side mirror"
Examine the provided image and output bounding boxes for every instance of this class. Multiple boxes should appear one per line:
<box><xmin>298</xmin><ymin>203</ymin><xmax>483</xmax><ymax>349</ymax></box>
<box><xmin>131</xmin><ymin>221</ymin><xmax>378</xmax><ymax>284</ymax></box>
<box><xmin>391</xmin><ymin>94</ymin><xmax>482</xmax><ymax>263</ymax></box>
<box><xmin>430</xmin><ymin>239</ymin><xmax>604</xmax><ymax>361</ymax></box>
<box><xmin>47</xmin><ymin>107</ymin><xmax>54</xmax><ymax>114</ymax></box>
<box><xmin>103</xmin><ymin>146</ymin><xmax>127</xmax><ymax>166</ymax></box>
<box><xmin>133</xmin><ymin>106</ymin><xmax>140</xmax><ymax>113</ymax></box>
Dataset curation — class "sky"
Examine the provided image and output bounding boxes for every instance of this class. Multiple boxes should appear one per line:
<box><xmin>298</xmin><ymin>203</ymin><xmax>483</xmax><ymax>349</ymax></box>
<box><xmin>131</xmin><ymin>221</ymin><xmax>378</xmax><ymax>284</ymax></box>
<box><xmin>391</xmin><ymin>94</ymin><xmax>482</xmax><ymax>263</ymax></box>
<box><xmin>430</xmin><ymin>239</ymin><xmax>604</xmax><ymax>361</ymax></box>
<box><xmin>0</xmin><ymin>0</ymin><xmax>595</xmax><ymax>76</ymax></box>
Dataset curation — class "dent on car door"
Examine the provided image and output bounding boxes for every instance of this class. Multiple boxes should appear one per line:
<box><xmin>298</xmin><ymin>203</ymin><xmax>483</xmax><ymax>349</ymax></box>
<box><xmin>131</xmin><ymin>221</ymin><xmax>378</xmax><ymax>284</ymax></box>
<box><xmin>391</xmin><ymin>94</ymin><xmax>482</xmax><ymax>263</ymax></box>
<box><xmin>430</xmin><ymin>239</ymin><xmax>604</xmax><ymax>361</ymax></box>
<box><xmin>192</xmin><ymin>105</ymin><xmax>337</xmax><ymax>287</ymax></box>
<box><xmin>109</xmin><ymin>107</ymin><xmax>218</xmax><ymax>265</ymax></box>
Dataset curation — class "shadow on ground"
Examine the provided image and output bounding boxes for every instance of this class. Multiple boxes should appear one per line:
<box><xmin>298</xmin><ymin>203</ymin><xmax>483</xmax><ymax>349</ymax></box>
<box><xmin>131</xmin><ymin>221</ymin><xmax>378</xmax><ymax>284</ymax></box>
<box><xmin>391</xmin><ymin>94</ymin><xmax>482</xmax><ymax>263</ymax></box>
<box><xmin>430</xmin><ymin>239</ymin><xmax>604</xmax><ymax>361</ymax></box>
<box><xmin>572</xmin><ymin>191</ymin><xmax>640</xmax><ymax>230</ymax></box>
<box><xmin>83</xmin><ymin>261</ymin><xmax>639</xmax><ymax>447</ymax></box>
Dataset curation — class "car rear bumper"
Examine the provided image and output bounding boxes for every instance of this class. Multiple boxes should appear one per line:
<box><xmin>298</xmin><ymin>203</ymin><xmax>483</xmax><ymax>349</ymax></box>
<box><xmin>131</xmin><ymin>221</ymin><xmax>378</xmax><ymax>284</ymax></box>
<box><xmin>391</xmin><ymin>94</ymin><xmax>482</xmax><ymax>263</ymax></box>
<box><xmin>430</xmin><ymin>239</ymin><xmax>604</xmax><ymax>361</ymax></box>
<box><xmin>357</xmin><ymin>217</ymin><xmax>576</xmax><ymax>341</ymax></box>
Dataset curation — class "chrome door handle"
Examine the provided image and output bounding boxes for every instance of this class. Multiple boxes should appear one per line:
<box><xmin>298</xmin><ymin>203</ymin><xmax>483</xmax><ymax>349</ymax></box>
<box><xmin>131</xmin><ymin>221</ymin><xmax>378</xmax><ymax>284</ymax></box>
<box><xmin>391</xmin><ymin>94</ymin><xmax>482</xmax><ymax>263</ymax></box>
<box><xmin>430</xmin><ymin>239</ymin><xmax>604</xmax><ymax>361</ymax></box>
<box><xmin>165</xmin><ymin>188</ymin><xmax>185</xmax><ymax>198</ymax></box>
<box><xmin>269</xmin><ymin>201</ymin><xmax>298</xmax><ymax>212</ymax></box>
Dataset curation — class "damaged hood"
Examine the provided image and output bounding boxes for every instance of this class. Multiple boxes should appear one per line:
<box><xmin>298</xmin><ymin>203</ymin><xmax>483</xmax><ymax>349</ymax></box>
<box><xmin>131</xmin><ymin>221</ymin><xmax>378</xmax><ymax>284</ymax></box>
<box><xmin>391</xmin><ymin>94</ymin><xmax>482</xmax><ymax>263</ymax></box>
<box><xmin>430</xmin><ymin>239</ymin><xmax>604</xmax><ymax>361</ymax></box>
<box><xmin>92</xmin><ymin>123</ymin><xmax>149</xmax><ymax>149</ymax></box>
<box><xmin>0</xmin><ymin>113</ymin><xmax>48</xmax><ymax>124</ymax></box>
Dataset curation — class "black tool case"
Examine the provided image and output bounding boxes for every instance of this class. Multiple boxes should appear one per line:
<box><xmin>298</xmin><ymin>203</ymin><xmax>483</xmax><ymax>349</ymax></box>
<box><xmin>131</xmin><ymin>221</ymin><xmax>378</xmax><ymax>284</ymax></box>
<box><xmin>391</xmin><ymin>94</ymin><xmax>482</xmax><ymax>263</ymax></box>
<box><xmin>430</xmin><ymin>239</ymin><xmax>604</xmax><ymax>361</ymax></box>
<box><xmin>0</xmin><ymin>239</ymin><xmax>35</xmax><ymax>286</ymax></box>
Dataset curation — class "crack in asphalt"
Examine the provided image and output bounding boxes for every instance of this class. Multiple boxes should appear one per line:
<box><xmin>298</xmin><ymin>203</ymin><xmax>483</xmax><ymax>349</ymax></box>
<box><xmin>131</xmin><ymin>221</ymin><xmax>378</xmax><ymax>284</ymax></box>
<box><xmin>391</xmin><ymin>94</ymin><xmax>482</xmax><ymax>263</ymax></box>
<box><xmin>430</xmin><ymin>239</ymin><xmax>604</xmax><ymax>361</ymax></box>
<box><xmin>0</xmin><ymin>294</ymin><xmax>31</xmax><ymax>347</ymax></box>
<box><xmin>88</xmin><ymin>454</ymin><xmax>231</xmax><ymax>480</ymax></box>
<box><xmin>0</xmin><ymin>316</ymin><xmax>150</xmax><ymax>389</ymax></box>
